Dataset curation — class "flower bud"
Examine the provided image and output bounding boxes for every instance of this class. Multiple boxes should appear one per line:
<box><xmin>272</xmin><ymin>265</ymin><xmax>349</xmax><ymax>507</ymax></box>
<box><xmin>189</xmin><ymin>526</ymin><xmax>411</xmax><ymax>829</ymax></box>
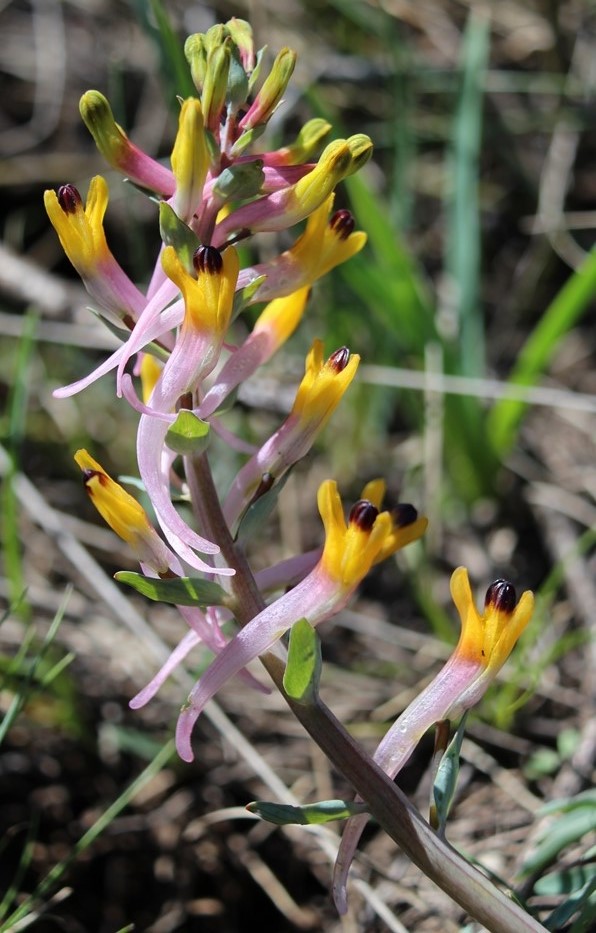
<box><xmin>346</xmin><ymin>134</ymin><xmax>373</xmax><ymax>174</ymax></box>
<box><xmin>79</xmin><ymin>91</ymin><xmax>174</xmax><ymax>195</ymax></box>
<box><xmin>226</xmin><ymin>17</ymin><xmax>255</xmax><ymax>73</ymax></box>
<box><xmin>185</xmin><ymin>33</ymin><xmax>208</xmax><ymax>92</ymax></box>
<box><xmin>239</xmin><ymin>47</ymin><xmax>297</xmax><ymax>131</ymax></box>
<box><xmin>202</xmin><ymin>40</ymin><xmax>231</xmax><ymax>133</ymax></box>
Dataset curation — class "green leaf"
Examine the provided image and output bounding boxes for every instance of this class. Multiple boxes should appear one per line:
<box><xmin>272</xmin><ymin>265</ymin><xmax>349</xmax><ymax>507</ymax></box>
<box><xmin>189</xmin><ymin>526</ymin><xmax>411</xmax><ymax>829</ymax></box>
<box><xmin>213</xmin><ymin>160</ymin><xmax>265</xmax><ymax>201</ymax></box>
<box><xmin>283</xmin><ymin>619</ymin><xmax>322</xmax><ymax>705</ymax></box>
<box><xmin>159</xmin><ymin>202</ymin><xmax>201</xmax><ymax>271</ymax></box>
<box><xmin>232</xmin><ymin>274</ymin><xmax>267</xmax><ymax>320</ymax></box>
<box><xmin>545</xmin><ymin>875</ymin><xmax>596</xmax><ymax>932</ymax></box>
<box><xmin>235</xmin><ymin>473</ymin><xmax>289</xmax><ymax>543</ymax></box>
<box><xmin>246</xmin><ymin>798</ymin><xmax>369</xmax><ymax>826</ymax></box>
<box><xmin>230</xmin><ymin>123</ymin><xmax>267</xmax><ymax>157</ymax></box>
<box><xmin>132</xmin><ymin>0</ymin><xmax>195</xmax><ymax>105</ymax></box>
<box><xmin>535</xmin><ymin>865</ymin><xmax>596</xmax><ymax>897</ymax></box>
<box><xmin>115</xmin><ymin>572</ymin><xmax>229</xmax><ymax>608</ymax></box>
<box><xmin>445</xmin><ymin>10</ymin><xmax>489</xmax><ymax>379</ymax></box>
<box><xmin>165</xmin><ymin>410</ymin><xmax>211</xmax><ymax>456</ymax></box>
<box><xmin>432</xmin><ymin>713</ymin><xmax>467</xmax><ymax>834</ymax></box>
<box><xmin>521</xmin><ymin>807</ymin><xmax>596</xmax><ymax>877</ymax></box>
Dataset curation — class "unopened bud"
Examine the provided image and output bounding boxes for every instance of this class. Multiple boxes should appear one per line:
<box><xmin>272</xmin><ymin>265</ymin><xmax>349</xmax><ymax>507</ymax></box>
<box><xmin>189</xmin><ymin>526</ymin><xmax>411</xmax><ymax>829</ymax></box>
<box><xmin>239</xmin><ymin>47</ymin><xmax>297</xmax><ymax>131</ymax></box>
<box><xmin>226</xmin><ymin>17</ymin><xmax>255</xmax><ymax>73</ymax></box>
<box><xmin>185</xmin><ymin>33</ymin><xmax>208</xmax><ymax>91</ymax></box>
<box><xmin>346</xmin><ymin>134</ymin><xmax>373</xmax><ymax>174</ymax></box>
<box><xmin>202</xmin><ymin>41</ymin><xmax>231</xmax><ymax>132</ymax></box>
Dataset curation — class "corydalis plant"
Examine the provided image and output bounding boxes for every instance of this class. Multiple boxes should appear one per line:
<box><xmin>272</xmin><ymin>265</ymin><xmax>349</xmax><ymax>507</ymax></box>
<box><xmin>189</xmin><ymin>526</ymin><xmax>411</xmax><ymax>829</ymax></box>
<box><xmin>46</xmin><ymin>19</ymin><xmax>541</xmax><ymax>929</ymax></box>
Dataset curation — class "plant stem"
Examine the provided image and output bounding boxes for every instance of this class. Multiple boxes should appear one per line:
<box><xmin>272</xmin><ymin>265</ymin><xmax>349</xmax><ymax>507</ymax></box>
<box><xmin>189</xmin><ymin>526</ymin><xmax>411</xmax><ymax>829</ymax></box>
<box><xmin>185</xmin><ymin>452</ymin><xmax>546</xmax><ymax>933</ymax></box>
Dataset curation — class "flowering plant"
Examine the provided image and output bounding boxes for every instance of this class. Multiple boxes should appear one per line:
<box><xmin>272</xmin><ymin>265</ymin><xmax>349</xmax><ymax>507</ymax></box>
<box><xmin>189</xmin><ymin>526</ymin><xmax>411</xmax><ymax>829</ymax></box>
<box><xmin>45</xmin><ymin>19</ymin><xmax>542</xmax><ymax>931</ymax></box>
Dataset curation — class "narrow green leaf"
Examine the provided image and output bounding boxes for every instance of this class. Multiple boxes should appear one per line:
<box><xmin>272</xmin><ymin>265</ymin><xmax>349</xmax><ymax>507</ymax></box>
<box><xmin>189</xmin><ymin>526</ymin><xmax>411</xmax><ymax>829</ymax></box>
<box><xmin>232</xmin><ymin>274</ymin><xmax>267</xmax><ymax>320</ymax></box>
<box><xmin>445</xmin><ymin>11</ymin><xmax>489</xmax><ymax>378</ymax></box>
<box><xmin>283</xmin><ymin>619</ymin><xmax>321</xmax><ymax>704</ymax></box>
<box><xmin>231</xmin><ymin>123</ymin><xmax>267</xmax><ymax>156</ymax></box>
<box><xmin>165</xmin><ymin>410</ymin><xmax>211</xmax><ymax>456</ymax></box>
<box><xmin>246</xmin><ymin>798</ymin><xmax>369</xmax><ymax>826</ymax></box>
<box><xmin>115</xmin><ymin>572</ymin><xmax>229</xmax><ymax>608</ymax></box>
<box><xmin>521</xmin><ymin>808</ymin><xmax>596</xmax><ymax>877</ymax></box>
<box><xmin>235</xmin><ymin>473</ymin><xmax>288</xmax><ymax>543</ymax></box>
<box><xmin>133</xmin><ymin>0</ymin><xmax>195</xmax><ymax>105</ymax></box>
<box><xmin>432</xmin><ymin>713</ymin><xmax>467</xmax><ymax>834</ymax></box>
<box><xmin>344</xmin><ymin>172</ymin><xmax>436</xmax><ymax>348</ymax></box>
<box><xmin>545</xmin><ymin>875</ymin><xmax>596</xmax><ymax>932</ymax></box>
<box><xmin>489</xmin><ymin>248</ymin><xmax>596</xmax><ymax>454</ymax></box>
<box><xmin>535</xmin><ymin>865</ymin><xmax>596</xmax><ymax>897</ymax></box>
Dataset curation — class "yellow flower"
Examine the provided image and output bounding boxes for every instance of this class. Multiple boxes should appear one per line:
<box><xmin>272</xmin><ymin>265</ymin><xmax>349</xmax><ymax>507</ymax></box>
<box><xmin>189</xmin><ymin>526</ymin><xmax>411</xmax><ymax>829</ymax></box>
<box><xmin>74</xmin><ymin>449</ymin><xmax>171</xmax><ymax>573</ymax></box>
<box><xmin>289</xmin><ymin>194</ymin><xmax>367</xmax><ymax>288</ymax></box>
<box><xmin>451</xmin><ymin>566</ymin><xmax>534</xmax><ymax>673</ymax></box>
<box><xmin>161</xmin><ymin>244</ymin><xmax>239</xmax><ymax>337</ymax></box>
<box><xmin>318</xmin><ymin>480</ymin><xmax>427</xmax><ymax>590</ymax></box>
<box><xmin>44</xmin><ymin>177</ymin><xmax>110</xmax><ymax>277</ymax></box>
<box><xmin>292</xmin><ymin>340</ymin><xmax>360</xmax><ymax>431</ymax></box>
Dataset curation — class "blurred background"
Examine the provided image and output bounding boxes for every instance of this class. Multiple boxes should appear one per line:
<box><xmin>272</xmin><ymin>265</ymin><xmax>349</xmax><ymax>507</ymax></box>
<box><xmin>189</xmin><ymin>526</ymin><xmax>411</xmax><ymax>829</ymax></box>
<box><xmin>1</xmin><ymin>1</ymin><xmax>595</xmax><ymax>931</ymax></box>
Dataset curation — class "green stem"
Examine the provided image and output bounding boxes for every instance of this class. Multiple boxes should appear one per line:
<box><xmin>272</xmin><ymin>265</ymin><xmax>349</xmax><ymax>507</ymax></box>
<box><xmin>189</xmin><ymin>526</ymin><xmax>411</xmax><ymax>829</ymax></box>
<box><xmin>185</xmin><ymin>453</ymin><xmax>546</xmax><ymax>933</ymax></box>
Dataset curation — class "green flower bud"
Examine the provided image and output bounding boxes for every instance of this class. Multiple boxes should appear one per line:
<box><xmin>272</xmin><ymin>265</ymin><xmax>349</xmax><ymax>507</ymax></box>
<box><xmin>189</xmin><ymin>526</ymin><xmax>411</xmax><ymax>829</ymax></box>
<box><xmin>202</xmin><ymin>41</ymin><xmax>231</xmax><ymax>132</ymax></box>
<box><xmin>239</xmin><ymin>47</ymin><xmax>297</xmax><ymax>131</ymax></box>
<box><xmin>184</xmin><ymin>34</ymin><xmax>207</xmax><ymax>92</ymax></box>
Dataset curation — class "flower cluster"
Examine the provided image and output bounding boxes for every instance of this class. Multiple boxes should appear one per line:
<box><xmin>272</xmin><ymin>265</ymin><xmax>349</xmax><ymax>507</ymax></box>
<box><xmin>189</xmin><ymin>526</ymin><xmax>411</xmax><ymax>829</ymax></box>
<box><xmin>47</xmin><ymin>19</ymin><xmax>427</xmax><ymax>746</ymax></box>
<box><xmin>46</xmin><ymin>18</ymin><xmax>535</xmax><ymax>914</ymax></box>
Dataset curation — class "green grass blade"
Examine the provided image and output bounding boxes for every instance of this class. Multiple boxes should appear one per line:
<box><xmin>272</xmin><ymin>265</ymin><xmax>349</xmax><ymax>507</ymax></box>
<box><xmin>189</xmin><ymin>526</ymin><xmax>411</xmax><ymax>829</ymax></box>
<box><xmin>343</xmin><ymin>171</ymin><xmax>437</xmax><ymax>350</ymax></box>
<box><xmin>445</xmin><ymin>12</ymin><xmax>489</xmax><ymax>378</ymax></box>
<box><xmin>488</xmin><ymin>247</ymin><xmax>596</xmax><ymax>455</ymax></box>
<box><xmin>133</xmin><ymin>0</ymin><xmax>195</xmax><ymax>106</ymax></box>
<box><xmin>0</xmin><ymin>587</ymin><xmax>72</xmax><ymax>747</ymax></box>
<box><xmin>1</xmin><ymin>313</ymin><xmax>38</xmax><ymax>617</ymax></box>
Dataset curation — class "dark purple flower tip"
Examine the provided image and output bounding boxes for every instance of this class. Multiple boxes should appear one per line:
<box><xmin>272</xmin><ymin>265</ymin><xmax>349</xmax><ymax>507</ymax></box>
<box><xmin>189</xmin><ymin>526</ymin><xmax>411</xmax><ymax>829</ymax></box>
<box><xmin>82</xmin><ymin>468</ymin><xmax>104</xmax><ymax>490</ymax></box>
<box><xmin>392</xmin><ymin>503</ymin><xmax>418</xmax><ymax>528</ymax></box>
<box><xmin>485</xmin><ymin>579</ymin><xmax>517</xmax><ymax>614</ymax></box>
<box><xmin>329</xmin><ymin>209</ymin><xmax>355</xmax><ymax>240</ymax></box>
<box><xmin>349</xmin><ymin>499</ymin><xmax>378</xmax><ymax>531</ymax></box>
<box><xmin>327</xmin><ymin>347</ymin><xmax>350</xmax><ymax>373</ymax></box>
<box><xmin>193</xmin><ymin>245</ymin><xmax>223</xmax><ymax>275</ymax></box>
<box><xmin>57</xmin><ymin>184</ymin><xmax>82</xmax><ymax>213</ymax></box>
